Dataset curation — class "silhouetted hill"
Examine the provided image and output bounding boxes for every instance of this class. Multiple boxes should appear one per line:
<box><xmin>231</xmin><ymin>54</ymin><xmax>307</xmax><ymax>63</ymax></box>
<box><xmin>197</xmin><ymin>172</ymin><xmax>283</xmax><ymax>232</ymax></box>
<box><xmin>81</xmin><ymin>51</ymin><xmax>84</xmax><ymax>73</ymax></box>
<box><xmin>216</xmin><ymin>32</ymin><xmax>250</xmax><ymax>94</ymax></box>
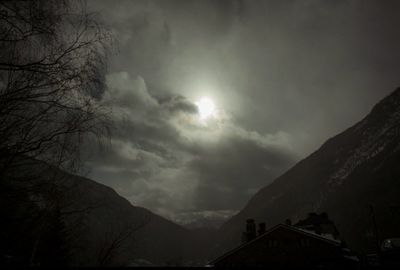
<box><xmin>215</xmin><ymin>87</ymin><xmax>400</xmax><ymax>256</ymax></box>
<box><xmin>0</xmin><ymin>158</ymin><xmax>209</xmax><ymax>266</ymax></box>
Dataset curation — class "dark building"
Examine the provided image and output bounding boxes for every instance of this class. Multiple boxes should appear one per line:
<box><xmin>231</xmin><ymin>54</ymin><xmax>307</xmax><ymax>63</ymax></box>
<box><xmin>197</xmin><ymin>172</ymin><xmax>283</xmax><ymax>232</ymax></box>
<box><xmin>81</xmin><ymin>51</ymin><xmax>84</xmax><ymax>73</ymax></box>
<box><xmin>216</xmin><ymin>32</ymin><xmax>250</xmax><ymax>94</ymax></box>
<box><xmin>210</xmin><ymin>223</ymin><xmax>359</xmax><ymax>267</ymax></box>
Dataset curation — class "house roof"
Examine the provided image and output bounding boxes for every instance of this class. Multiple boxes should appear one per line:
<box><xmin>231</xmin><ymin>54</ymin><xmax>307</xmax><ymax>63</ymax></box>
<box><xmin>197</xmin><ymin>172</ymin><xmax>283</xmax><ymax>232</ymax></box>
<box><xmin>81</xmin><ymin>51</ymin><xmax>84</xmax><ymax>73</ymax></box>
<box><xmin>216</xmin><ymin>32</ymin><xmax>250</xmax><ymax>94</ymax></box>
<box><xmin>209</xmin><ymin>223</ymin><xmax>342</xmax><ymax>265</ymax></box>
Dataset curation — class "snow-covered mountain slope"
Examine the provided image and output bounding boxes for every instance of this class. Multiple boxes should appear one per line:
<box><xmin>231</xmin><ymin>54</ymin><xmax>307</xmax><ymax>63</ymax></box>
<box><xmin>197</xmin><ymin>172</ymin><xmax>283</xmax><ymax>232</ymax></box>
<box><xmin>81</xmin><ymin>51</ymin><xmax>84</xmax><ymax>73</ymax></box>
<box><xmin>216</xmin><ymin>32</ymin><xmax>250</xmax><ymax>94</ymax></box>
<box><xmin>215</xmin><ymin>87</ymin><xmax>400</xmax><ymax>255</ymax></box>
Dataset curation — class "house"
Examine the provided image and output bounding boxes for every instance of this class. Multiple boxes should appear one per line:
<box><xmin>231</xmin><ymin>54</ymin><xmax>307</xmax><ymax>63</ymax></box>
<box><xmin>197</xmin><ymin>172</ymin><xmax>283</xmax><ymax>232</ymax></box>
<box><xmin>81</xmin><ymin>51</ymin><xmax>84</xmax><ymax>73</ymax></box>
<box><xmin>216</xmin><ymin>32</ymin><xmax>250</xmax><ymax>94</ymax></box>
<box><xmin>209</xmin><ymin>216</ymin><xmax>359</xmax><ymax>267</ymax></box>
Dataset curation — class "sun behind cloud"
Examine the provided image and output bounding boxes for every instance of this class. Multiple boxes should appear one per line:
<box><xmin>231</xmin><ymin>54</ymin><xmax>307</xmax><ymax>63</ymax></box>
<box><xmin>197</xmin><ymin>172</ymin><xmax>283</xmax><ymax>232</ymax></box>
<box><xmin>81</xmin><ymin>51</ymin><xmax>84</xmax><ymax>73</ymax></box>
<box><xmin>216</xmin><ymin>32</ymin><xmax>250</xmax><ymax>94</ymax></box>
<box><xmin>195</xmin><ymin>97</ymin><xmax>217</xmax><ymax>120</ymax></box>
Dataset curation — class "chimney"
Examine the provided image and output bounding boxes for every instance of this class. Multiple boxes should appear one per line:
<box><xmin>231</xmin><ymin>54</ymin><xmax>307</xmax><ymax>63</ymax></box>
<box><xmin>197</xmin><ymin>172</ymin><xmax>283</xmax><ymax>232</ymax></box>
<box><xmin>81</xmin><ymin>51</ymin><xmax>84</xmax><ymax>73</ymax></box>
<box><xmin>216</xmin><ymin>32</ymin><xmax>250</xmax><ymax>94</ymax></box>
<box><xmin>245</xmin><ymin>219</ymin><xmax>256</xmax><ymax>242</ymax></box>
<box><xmin>285</xmin><ymin>218</ymin><xmax>292</xmax><ymax>226</ymax></box>
<box><xmin>258</xmin><ymin>222</ymin><xmax>266</xmax><ymax>236</ymax></box>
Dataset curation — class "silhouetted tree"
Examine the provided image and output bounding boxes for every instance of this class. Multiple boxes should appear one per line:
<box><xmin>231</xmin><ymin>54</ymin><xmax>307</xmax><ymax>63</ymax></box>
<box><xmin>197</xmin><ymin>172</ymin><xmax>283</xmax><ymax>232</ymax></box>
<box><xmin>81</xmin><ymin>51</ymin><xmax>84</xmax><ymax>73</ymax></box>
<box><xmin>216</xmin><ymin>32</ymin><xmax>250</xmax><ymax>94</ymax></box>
<box><xmin>0</xmin><ymin>1</ymin><xmax>113</xmax><ymax>265</ymax></box>
<box><xmin>0</xmin><ymin>0</ymin><xmax>112</xmax><ymax>175</ymax></box>
<box><xmin>0</xmin><ymin>1</ymin><xmax>173</xmax><ymax>267</ymax></box>
<box><xmin>34</xmin><ymin>204</ymin><xmax>69</xmax><ymax>266</ymax></box>
<box><xmin>96</xmin><ymin>214</ymin><xmax>151</xmax><ymax>266</ymax></box>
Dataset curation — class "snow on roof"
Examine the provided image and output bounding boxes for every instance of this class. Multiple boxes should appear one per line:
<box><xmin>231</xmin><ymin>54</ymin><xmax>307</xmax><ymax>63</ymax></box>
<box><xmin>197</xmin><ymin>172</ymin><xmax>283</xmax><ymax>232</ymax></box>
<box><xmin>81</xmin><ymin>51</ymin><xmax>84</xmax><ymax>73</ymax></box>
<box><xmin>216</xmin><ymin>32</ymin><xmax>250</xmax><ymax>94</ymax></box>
<box><xmin>295</xmin><ymin>227</ymin><xmax>341</xmax><ymax>244</ymax></box>
<box><xmin>343</xmin><ymin>255</ymin><xmax>360</xmax><ymax>262</ymax></box>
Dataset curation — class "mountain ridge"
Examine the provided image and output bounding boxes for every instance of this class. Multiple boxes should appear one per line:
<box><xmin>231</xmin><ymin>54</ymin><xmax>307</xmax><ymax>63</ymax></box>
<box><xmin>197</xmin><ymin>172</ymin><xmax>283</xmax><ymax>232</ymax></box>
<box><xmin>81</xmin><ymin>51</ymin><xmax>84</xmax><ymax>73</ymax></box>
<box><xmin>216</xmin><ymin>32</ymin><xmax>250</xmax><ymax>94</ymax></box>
<box><xmin>215</xmin><ymin>87</ymin><xmax>400</xmax><ymax>256</ymax></box>
<box><xmin>0</xmin><ymin>157</ymin><xmax>210</xmax><ymax>266</ymax></box>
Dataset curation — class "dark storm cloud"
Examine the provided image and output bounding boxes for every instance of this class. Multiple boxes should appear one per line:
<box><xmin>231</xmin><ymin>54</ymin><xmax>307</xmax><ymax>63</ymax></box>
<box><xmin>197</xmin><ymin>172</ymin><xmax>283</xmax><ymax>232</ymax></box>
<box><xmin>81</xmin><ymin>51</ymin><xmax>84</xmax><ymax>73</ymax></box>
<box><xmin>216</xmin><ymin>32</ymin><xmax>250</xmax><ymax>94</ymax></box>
<box><xmin>223</xmin><ymin>0</ymin><xmax>400</xmax><ymax>153</ymax></box>
<box><xmin>84</xmin><ymin>70</ymin><xmax>296</xmax><ymax>222</ymax></box>
<box><xmin>159</xmin><ymin>94</ymin><xmax>198</xmax><ymax>115</ymax></box>
<box><xmin>86</xmin><ymin>0</ymin><xmax>400</xmax><ymax>224</ymax></box>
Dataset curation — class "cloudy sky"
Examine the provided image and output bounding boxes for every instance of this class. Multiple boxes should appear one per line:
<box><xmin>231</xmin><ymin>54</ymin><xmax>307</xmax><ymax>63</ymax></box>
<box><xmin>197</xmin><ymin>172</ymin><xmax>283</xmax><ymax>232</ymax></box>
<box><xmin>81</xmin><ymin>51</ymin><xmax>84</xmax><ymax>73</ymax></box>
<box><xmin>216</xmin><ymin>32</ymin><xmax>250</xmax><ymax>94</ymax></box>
<box><xmin>85</xmin><ymin>0</ymin><xmax>400</xmax><ymax>225</ymax></box>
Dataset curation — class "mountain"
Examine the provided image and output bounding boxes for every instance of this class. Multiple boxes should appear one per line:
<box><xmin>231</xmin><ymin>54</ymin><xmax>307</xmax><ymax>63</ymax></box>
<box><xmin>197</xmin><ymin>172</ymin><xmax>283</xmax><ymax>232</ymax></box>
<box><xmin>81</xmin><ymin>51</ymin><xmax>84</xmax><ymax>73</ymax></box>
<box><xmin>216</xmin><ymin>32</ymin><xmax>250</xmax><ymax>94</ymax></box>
<box><xmin>215</xmin><ymin>87</ymin><xmax>400</xmax><ymax>256</ymax></box>
<box><xmin>0</xmin><ymin>158</ymin><xmax>209</xmax><ymax>266</ymax></box>
<box><xmin>184</xmin><ymin>217</ymin><xmax>227</xmax><ymax>230</ymax></box>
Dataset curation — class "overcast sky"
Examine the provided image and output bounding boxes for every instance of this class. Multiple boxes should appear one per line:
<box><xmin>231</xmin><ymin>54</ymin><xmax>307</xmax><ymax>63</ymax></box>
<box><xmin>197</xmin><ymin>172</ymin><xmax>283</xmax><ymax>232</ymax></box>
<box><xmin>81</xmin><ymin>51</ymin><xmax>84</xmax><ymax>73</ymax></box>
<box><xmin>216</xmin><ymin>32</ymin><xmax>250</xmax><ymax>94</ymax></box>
<box><xmin>85</xmin><ymin>0</ymin><xmax>400</xmax><ymax>225</ymax></box>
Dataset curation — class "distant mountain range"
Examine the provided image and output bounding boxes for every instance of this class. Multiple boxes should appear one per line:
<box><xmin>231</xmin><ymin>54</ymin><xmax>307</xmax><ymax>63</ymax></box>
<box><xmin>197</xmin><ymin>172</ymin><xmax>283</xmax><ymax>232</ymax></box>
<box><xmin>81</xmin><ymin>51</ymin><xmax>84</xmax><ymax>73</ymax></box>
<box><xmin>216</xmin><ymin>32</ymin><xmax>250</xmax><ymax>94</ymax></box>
<box><xmin>183</xmin><ymin>217</ymin><xmax>227</xmax><ymax>230</ymax></box>
<box><xmin>214</xmin><ymin>87</ymin><xmax>400</xmax><ymax>257</ymax></box>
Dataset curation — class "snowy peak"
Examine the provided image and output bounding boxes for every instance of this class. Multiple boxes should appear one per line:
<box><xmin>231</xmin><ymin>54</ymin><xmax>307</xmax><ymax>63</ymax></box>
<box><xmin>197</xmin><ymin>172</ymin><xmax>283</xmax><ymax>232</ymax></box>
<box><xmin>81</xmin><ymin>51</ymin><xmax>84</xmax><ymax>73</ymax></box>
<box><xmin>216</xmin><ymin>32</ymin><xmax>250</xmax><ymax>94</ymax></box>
<box><xmin>329</xmin><ymin>88</ymin><xmax>400</xmax><ymax>186</ymax></box>
<box><xmin>368</xmin><ymin>87</ymin><xmax>400</xmax><ymax>122</ymax></box>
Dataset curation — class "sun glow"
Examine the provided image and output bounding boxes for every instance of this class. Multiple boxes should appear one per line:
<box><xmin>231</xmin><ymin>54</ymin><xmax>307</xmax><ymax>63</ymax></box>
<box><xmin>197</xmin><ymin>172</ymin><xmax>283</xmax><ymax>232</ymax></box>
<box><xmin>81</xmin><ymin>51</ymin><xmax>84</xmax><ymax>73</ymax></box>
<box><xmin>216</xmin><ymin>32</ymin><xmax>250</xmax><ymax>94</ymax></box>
<box><xmin>195</xmin><ymin>97</ymin><xmax>217</xmax><ymax>120</ymax></box>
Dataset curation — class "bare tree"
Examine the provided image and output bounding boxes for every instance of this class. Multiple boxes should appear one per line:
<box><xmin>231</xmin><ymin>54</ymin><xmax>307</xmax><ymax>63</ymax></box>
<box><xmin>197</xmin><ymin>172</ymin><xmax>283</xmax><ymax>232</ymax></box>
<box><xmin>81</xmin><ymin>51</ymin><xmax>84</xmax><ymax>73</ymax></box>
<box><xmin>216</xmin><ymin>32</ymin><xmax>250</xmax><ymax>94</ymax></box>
<box><xmin>0</xmin><ymin>1</ymin><xmax>113</xmax><ymax>265</ymax></box>
<box><xmin>96</xmin><ymin>214</ymin><xmax>151</xmax><ymax>267</ymax></box>
<box><xmin>0</xmin><ymin>0</ymin><xmax>112</xmax><ymax>174</ymax></box>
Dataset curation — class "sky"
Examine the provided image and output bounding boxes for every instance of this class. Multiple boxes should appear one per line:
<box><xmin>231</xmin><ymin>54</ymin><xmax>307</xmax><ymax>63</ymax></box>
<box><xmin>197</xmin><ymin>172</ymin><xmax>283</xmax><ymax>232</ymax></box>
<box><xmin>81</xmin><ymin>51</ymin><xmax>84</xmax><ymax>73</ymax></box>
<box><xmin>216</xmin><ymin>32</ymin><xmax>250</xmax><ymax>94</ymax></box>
<box><xmin>85</xmin><ymin>0</ymin><xmax>400</xmax><ymax>225</ymax></box>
